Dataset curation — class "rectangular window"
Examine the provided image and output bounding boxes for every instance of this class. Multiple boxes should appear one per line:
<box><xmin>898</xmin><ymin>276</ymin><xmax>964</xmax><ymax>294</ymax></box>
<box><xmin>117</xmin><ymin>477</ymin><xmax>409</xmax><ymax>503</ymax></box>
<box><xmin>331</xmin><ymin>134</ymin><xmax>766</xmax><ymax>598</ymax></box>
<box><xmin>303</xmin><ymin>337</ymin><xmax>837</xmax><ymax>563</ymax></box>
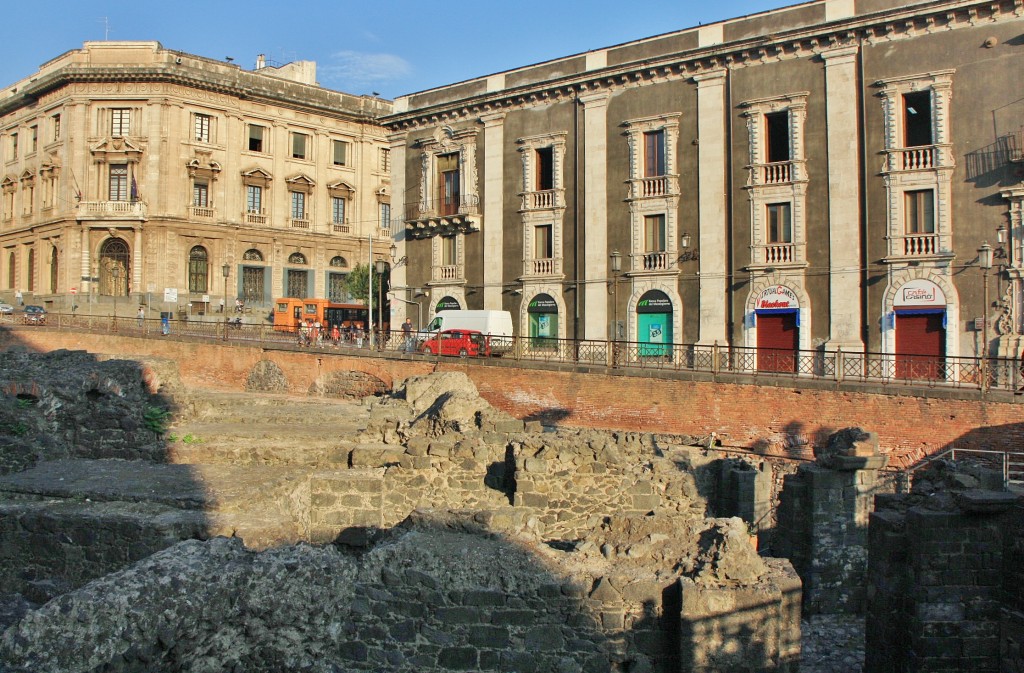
<box><xmin>534</xmin><ymin>224</ymin><xmax>553</xmax><ymax>259</ymax></box>
<box><xmin>441</xmin><ymin>235</ymin><xmax>457</xmax><ymax>266</ymax></box>
<box><xmin>904</xmin><ymin>190</ymin><xmax>935</xmax><ymax>234</ymax></box>
<box><xmin>291</xmin><ymin>132</ymin><xmax>309</xmax><ymax>160</ymax></box>
<box><xmin>644</xmin><ymin>214</ymin><xmax>666</xmax><ymax>251</ymax></box>
<box><xmin>643</xmin><ymin>130</ymin><xmax>666</xmax><ymax>177</ymax></box>
<box><xmin>767</xmin><ymin>203</ymin><xmax>793</xmax><ymax>243</ymax></box>
<box><xmin>903</xmin><ymin>91</ymin><xmax>932</xmax><ymax>147</ymax></box>
<box><xmin>111</xmin><ymin>108</ymin><xmax>131</xmax><ymax>137</ymax></box>
<box><xmin>438</xmin><ymin>153</ymin><xmax>460</xmax><ymax>215</ymax></box>
<box><xmin>29</xmin><ymin>126</ymin><xmax>37</xmax><ymax>154</ymax></box>
<box><xmin>332</xmin><ymin>140</ymin><xmax>349</xmax><ymax>166</ymax></box>
<box><xmin>24</xmin><ymin>185</ymin><xmax>34</xmax><ymax>214</ymax></box>
<box><xmin>290</xmin><ymin>191</ymin><xmax>306</xmax><ymax>219</ymax></box>
<box><xmin>109</xmin><ymin>164</ymin><xmax>128</xmax><ymax>201</ymax></box>
<box><xmin>9</xmin><ymin>133</ymin><xmax>17</xmax><ymax>161</ymax></box>
<box><xmin>331</xmin><ymin>197</ymin><xmax>346</xmax><ymax>224</ymax></box>
<box><xmin>52</xmin><ymin>114</ymin><xmax>61</xmax><ymax>142</ymax></box>
<box><xmin>536</xmin><ymin>147</ymin><xmax>554</xmax><ymax>191</ymax></box>
<box><xmin>380</xmin><ymin>148</ymin><xmax>390</xmax><ymax>172</ymax></box>
<box><xmin>765</xmin><ymin>111</ymin><xmax>791</xmax><ymax>163</ymax></box>
<box><xmin>246</xmin><ymin>185</ymin><xmax>262</xmax><ymax>213</ymax></box>
<box><xmin>380</xmin><ymin>202</ymin><xmax>391</xmax><ymax>229</ymax></box>
<box><xmin>193</xmin><ymin>182</ymin><xmax>209</xmax><ymax>207</ymax></box>
<box><xmin>194</xmin><ymin>113</ymin><xmax>211</xmax><ymax>143</ymax></box>
<box><xmin>248</xmin><ymin>124</ymin><xmax>265</xmax><ymax>152</ymax></box>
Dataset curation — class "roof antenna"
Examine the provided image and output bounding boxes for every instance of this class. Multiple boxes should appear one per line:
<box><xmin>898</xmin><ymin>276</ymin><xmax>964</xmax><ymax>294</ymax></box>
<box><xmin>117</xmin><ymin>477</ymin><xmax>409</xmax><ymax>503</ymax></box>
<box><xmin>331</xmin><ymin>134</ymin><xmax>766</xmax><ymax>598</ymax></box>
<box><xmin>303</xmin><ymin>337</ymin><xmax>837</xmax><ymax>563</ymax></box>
<box><xmin>225</xmin><ymin>56</ymin><xmax>234</xmax><ymax>63</ymax></box>
<box><xmin>98</xmin><ymin>17</ymin><xmax>111</xmax><ymax>40</ymax></box>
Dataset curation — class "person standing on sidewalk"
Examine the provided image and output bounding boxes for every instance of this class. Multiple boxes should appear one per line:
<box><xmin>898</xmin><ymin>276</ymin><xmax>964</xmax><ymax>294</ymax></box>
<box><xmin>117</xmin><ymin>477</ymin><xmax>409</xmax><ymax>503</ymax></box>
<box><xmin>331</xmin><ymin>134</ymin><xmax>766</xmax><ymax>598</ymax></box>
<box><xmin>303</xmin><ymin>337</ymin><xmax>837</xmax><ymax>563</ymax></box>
<box><xmin>402</xmin><ymin>318</ymin><xmax>414</xmax><ymax>353</ymax></box>
<box><xmin>137</xmin><ymin>305</ymin><xmax>145</xmax><ymax>327</ymax></box>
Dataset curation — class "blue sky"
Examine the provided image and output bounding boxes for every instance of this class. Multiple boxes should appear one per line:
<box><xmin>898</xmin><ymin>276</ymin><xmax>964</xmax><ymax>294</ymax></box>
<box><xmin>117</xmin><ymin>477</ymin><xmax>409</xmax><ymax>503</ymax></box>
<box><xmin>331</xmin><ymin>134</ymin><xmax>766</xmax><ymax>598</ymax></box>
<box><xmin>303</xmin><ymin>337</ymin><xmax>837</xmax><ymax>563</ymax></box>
<box><xmin>2</xmin><ymin>0</ymin><xmax>794</xmax><ymax>99</ymax></box>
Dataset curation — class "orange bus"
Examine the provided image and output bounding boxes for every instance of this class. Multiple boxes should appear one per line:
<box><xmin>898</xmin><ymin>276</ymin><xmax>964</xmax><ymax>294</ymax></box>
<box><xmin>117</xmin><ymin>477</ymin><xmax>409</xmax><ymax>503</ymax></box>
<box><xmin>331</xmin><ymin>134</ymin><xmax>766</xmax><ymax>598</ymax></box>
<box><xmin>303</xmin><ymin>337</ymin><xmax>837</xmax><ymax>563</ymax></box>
<box><xmin>272</xmin><ymin>298</ymin><xmax>379</xmax><ymax>333</ymax></box>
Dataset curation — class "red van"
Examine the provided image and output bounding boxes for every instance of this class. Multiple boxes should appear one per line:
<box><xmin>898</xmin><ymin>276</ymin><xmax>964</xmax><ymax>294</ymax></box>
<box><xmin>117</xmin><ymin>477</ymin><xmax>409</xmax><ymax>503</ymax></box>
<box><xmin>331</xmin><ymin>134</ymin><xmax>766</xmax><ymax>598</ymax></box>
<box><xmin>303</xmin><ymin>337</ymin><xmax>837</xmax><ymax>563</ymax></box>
<box><xmin>420</xmin><ymin>329</ymin><xmax>491</xmax><ymax>357</ymax></box>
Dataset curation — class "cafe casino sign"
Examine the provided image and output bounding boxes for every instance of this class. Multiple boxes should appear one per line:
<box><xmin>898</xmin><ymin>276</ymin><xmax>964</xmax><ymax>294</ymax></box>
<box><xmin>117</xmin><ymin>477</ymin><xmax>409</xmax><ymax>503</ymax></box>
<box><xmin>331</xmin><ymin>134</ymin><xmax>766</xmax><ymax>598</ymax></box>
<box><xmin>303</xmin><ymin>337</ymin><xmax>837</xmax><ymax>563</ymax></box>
<box><xmin>895</xmin><ymin>279</ymin><xmax>946</xmax><ymax>307</ymax></box>
<box><xmin>755</xmin><ymin>285</ymin><xmax>799</xmax><ymax>311</ymax></box>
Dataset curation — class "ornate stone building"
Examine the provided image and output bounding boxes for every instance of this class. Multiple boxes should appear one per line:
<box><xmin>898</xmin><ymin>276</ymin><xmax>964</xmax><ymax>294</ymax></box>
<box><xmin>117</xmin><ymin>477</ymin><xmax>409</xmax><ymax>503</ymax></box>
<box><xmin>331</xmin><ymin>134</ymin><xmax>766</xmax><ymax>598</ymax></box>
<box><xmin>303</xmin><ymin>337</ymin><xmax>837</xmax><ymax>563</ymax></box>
<box><xmin>384</xmin><ymin>0</ymin><xmax>1024</xmax><ymax>369</ymax></box>
<box><xmin>0</xmin><ymin>42</ymin><xmax>392</xmax><ymax>315</ymax></box>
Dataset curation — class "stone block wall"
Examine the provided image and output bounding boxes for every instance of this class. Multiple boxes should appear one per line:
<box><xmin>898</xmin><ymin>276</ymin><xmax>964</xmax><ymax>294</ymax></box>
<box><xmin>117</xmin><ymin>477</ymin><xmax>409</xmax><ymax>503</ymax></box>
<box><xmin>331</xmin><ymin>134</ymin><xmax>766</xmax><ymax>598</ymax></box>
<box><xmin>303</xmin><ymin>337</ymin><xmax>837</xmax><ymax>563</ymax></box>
<box><xmin>774</xmin><ymin>459</ymin><xmax>889</xmax><ymax>614</ymax></box>
<box><xmin>865</xmin><ymin>493</ymin><xmax>1024</xmax><ymax>673</ymax></box>
<box><xmin>679</xmin><ymin>558</ymin><xmax>802</xmax><ymax>673</ymax></box>
<box><xmin>0</xmin><ymin>501</ymin><xmax>207</xmax><ymax>603</ymax></box>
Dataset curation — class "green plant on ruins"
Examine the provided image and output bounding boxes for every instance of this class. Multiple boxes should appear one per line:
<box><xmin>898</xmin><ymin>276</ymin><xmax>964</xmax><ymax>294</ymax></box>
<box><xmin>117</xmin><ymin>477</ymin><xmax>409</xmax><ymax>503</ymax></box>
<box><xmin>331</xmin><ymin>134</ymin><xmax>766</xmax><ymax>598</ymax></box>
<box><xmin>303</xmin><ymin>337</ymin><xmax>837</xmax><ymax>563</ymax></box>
<box><xmin>143</xmin><ymin>406</ymin><xmax>171</xmax><ymax>435</ymax></box>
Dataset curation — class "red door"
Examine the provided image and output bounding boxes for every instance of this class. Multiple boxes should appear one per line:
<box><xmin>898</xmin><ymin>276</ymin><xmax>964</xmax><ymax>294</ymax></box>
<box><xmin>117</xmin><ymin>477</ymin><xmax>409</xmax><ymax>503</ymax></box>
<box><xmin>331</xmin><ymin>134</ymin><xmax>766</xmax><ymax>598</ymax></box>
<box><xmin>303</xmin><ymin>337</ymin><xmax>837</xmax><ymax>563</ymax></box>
<box><xmin>757</xmin><ymin>313</ymin><xmax>798</xmax><ymax>373</ymax></box>
<box><xmin>895</xmin><ymin>313</ymin><xmax>945</xmax><ymax>380</ymax></box>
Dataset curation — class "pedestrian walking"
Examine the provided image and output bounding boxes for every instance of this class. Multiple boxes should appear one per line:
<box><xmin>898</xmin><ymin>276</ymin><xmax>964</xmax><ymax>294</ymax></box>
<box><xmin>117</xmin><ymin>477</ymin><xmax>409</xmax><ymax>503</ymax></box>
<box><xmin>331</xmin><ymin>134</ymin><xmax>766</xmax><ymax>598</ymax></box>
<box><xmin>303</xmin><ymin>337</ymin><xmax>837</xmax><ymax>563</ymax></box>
<box><xmin>402</xmin><ymin>318</ymin><xmax>414</xmax><ymax>353</ymax></box>
<box><xmin>15</xmin><ymin>290</ymin><xmax>22</xmax><ymax>306</ymax></box>
<box><xmin>137</xmin><ymin>305</ymin><xmax>145</xmax><ymax>327</ymax></box>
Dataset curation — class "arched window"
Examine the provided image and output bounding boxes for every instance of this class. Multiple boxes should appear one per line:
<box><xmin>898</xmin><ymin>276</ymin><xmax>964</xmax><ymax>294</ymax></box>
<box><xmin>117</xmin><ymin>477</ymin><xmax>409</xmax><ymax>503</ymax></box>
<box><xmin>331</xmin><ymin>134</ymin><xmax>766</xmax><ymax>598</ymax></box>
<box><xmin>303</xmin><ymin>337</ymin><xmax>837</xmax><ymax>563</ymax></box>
<box><xmin>188</xmin><ymin>245</ymin><xmax>209</xmax><ymax>293</ymax></box>
<box><xmin>288</xmin><ymin>252</ymin><xmax>307</xmax><ymax>265</ymax></box>
<box><xmin>50</xmin><ymin>247</ymin><xmax>58</xmax><ymax>293</ymax></box>
<box><xmin>26</xmin><ymin>249</ymin><xmax>35</xmax><ymax>292</ymax></box>
<box><xmin>99</xmin><ymin>238</ymin><xmax>129</xmax><ymax>296</ymax></box>
<box><xmin>242</xmin><ymin>248</ymin><xmax>263</xmax><ymax>262</ymax></box>
<box><xmin>329</xmin><ymin>256</ymin><xmax>348</xmax><ymax>268</ymax></box>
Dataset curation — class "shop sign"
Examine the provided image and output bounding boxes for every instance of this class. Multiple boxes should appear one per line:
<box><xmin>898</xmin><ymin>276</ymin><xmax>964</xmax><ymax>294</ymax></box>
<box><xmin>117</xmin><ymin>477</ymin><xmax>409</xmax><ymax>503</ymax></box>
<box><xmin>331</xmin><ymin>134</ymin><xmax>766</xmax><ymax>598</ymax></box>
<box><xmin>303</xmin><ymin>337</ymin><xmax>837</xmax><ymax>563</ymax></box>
<box><xmin>636</xmin><ymin>290</ymin><xmax>673</xmax><ymax>314</ymax></box>
<box><xmin>895</xmin><ymin>279</ymin><xmax>945</xmax><ymax>307</ymax></box>
<box><xmin>755</xmin><ymin>285</ymin><xmax>798</xmax><ymax>310</ymax></box>
<box><xmin>527</xmin><ymin>294</ymin><xmax>558</xmax><ymax>313</ymax></box>
<box><xmin>435</xmin><ymin>296</ymin><xmax>461</xmax><ymax>312</ymax></box>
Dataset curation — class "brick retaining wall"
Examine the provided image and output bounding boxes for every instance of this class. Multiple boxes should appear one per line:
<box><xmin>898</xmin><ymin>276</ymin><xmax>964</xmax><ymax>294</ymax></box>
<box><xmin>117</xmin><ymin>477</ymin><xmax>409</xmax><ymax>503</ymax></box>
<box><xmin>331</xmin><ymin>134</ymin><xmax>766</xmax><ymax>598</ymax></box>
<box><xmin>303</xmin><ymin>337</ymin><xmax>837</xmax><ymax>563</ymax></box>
<box><xmin>3</xmin><ymin>328</ymin><xmax>1020</xmax><ymax>468</ymax></box>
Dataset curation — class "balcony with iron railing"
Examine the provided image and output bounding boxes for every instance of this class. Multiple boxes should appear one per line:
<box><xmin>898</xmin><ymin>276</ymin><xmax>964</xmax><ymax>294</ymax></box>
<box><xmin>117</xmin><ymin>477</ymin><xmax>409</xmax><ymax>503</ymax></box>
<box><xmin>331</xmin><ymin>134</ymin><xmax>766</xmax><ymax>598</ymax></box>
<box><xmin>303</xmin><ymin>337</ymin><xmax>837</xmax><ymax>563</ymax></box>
<box><xmin>520</xmin><ymin>189</ymin><xmax>564</xmax><ymax>211</ymax></box>
<box><xmin>633</xmin><ymin>250</ymin><xmax>675</xmax><ymax>273</ymax></box>
<box><xmin>899</xmin><ymin>233</ymin><xmax>939</xmax><ymax>257</ymax></box>
<box><xmin>1008</xmin><ymin>127</ymin><xmax>1024</xmax><ymax>163</ymax></box>
<box><xmin>188</xmin><ymin>205</ymin><xmax>215</xmax><ymax>219</ymax></box>
<box><xmin>524</xmin><ymin>257</ymin><xmax>562</xmax><ymax>277</ymax></box>
<box><xmin>763</xmin><ymin>243</ymin><xmax>796</xmax><ymax>265</ymax></box>
<box><xmin>243</xmin><ymin>210</ymin><xmax>268</xmax><ymax>226</ymax></box>
<box><xmin>406</xmin><ymin>194</ymin><xmax>482</xmax><ymax>238</ymax></box>
<box><xmin>432</xmin><ymin>264</ymin><xmax>462</xmax><ymax>282</ymax></box>
<box><xmin>405</xmin><ymin>194</ymin><xmax>480</xmax><ymax>220</ymax></box>
<box><xmin>76</xmin><ymin>200</ymin><xmax>146</xmax><ymax>220</ymax></box>
<box><xmin>628</xmin><ymin>175</ymin><xmax>678</xmax><ymax>200</ymax></box>
<box><xmin>885</xmin><ymin>145</ymin><xmax>951</xmax><ymax>172</ymax></box>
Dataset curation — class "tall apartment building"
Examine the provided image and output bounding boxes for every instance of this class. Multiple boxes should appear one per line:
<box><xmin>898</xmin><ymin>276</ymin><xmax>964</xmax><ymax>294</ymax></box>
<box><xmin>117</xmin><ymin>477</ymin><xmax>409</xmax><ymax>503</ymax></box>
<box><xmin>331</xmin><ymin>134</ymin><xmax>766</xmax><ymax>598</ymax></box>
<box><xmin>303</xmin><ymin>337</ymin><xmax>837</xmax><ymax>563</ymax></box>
<box><xmin>0</xmin><ymin>42</ymin><xmax>392</xmax><ymax>314</ymax></box>
<box><xmin>384</xmin><ymin>0</ymin><xmax>1024</xmax><ymax>372</ymax></box>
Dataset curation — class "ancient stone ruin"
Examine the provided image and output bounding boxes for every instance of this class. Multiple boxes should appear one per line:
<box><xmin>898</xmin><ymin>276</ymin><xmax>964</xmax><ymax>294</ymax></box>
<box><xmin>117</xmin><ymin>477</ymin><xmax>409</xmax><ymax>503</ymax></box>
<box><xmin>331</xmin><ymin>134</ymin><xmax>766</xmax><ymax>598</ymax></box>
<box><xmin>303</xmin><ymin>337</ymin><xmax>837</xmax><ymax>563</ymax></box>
<box><xmin>0</xmin><ymin>354</ymin><xmax>800</xmax><ymax>672</ymax></box>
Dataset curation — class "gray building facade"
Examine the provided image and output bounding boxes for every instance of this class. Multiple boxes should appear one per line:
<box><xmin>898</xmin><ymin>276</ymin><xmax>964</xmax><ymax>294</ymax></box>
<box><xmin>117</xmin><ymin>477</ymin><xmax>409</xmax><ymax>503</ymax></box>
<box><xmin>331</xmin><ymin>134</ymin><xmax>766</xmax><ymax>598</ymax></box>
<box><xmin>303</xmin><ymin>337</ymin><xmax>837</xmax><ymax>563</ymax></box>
<box><xmin>384</xmin><ymin>0</ymin><xmax>1024</xmax><ymax>372</ymax></box>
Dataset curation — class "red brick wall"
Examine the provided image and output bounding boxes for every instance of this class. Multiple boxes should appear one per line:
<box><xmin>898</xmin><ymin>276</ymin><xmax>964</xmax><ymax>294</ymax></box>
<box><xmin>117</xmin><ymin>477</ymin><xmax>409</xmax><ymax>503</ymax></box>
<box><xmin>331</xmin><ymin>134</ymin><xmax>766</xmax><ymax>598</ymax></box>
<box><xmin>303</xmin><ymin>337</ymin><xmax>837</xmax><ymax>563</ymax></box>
<box><xmin>4</xmin><ymin>328</ymin><xmax>1019</xmax><ymax>468</ymax></box>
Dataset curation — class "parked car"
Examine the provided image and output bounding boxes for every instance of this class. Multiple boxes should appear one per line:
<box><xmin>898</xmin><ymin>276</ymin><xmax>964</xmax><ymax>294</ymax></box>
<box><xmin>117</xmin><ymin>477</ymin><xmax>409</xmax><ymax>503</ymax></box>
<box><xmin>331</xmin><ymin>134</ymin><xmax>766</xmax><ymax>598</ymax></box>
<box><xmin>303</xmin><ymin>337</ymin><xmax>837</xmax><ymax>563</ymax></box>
<box><xmin>420</xmin><ymin>329</ymin><xmax>491</xmax><ymax>357</ymax></box>
<box><xmin>0</xmin><ymin>303</ymin><xmax>13</xmax><ymax>315</ymax></box>
<box><xmin>23</xmin><ymin>305</ymin><xmax>46</xmax><ymax>324</ymax></box>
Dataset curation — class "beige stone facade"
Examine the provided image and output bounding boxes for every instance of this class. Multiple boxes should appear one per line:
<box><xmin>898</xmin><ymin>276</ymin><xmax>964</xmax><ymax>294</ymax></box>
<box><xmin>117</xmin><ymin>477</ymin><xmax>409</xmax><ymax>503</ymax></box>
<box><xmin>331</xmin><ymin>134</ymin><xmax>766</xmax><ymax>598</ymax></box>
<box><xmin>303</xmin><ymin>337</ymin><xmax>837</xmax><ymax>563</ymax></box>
<box><xmin>384</xmin><ymin>0</ymin><xmax>1024</xmax><ymax>367</ymax></box>
<box><xmin>0</xmin><ymin>42</ymin><xmax>392</xmax><ymax>317</ymax></box>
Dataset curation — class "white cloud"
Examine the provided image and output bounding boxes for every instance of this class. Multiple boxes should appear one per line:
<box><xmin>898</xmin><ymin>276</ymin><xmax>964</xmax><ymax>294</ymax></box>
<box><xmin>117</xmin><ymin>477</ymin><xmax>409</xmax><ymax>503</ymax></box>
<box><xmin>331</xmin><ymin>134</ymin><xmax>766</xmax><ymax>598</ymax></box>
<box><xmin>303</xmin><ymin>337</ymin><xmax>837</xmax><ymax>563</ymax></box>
<box><xmin>320</xmin><ymin>51</ymin><xmax>411</xmax><ymax>88</ymax></box>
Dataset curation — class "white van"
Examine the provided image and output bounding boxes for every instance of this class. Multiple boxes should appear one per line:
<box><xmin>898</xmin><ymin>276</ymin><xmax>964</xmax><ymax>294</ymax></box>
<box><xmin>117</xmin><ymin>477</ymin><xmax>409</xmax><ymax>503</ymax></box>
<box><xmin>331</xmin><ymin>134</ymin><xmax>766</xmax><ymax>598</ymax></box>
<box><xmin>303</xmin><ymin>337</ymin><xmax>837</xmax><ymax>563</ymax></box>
<box><xmin>424</xmin><ymin>310</ymin><xmax>514</xmax><ymax>354</ymax></box>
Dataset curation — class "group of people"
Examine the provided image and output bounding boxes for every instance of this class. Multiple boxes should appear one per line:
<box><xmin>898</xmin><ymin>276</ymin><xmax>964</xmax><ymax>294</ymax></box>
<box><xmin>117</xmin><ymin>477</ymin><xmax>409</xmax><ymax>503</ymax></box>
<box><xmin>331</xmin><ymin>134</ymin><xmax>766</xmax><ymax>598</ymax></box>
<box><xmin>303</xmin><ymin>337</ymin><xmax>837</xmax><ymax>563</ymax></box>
<box><xmin>297</xmin><ymin>319</ymin><xmax>367</xmax><ymax>348</ymax></box>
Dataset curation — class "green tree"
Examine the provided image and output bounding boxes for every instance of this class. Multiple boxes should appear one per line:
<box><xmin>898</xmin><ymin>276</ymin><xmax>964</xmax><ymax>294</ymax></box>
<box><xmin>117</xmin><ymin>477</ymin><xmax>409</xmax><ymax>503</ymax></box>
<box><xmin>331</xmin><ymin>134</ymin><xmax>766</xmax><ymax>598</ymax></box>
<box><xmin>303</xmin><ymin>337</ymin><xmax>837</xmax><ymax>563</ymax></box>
<box><xmin>344</xmin><ymin>263</ymin><xmax>391</xmax><ymax>318</ymax></box>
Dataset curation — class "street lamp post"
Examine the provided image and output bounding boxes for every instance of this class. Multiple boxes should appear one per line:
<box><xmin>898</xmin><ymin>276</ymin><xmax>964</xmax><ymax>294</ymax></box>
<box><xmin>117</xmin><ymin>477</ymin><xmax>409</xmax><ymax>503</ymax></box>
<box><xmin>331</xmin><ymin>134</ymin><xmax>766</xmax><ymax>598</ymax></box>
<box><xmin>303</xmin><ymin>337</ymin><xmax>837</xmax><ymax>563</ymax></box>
<box><xmin>979</xmin><ymin>242</ymin><xmax>993</xmax><ymax>391</ymax></box>
<box><xmin>222</xmin><ymin>263</ymin><xmax>230</xmax><ymax>315</ymax></box>
<box><xmin>222</xmin><ymin>263</ymin><xmax>231</xmax><ymax>340</ymax></box>
<box><xmin>375</xmin><ymin>259</ymin><xmax>387</xmax><ymax>350</ymax></box>
<box><xmin>610</xmin><ymin>250</ymin><xmax>622</xmax><ymax>368</ymax></box>
<box><xmin>111</xmin><ymin>266</ymin><xmax>121</xmax><ymax>331</ymax></box>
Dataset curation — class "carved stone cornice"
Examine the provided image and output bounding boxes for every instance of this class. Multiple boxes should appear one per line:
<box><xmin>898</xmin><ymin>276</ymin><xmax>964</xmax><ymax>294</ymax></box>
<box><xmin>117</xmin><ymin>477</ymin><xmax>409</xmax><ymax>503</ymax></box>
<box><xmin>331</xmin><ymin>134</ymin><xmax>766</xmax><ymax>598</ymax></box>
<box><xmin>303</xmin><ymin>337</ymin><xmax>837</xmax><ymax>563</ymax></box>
<box><xmin>383</xmin><ymin>0</ymin><xmax>1024</xmax><ymax>132</ymax></box>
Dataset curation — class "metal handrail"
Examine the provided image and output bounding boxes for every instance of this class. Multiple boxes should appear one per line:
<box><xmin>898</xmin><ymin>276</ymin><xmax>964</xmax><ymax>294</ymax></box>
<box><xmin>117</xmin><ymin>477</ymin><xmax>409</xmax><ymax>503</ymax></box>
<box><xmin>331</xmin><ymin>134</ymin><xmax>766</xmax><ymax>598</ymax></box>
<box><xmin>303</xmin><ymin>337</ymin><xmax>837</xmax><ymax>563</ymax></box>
<box><xmin>9</xmin><ymin>314</ymin><xmax>1024</xmax><ymax>394</ymax></box>
<box><xmin>897</xmin><ymin>446</ymin><xmax>1022</xmax><ymax>491</ymax></box>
